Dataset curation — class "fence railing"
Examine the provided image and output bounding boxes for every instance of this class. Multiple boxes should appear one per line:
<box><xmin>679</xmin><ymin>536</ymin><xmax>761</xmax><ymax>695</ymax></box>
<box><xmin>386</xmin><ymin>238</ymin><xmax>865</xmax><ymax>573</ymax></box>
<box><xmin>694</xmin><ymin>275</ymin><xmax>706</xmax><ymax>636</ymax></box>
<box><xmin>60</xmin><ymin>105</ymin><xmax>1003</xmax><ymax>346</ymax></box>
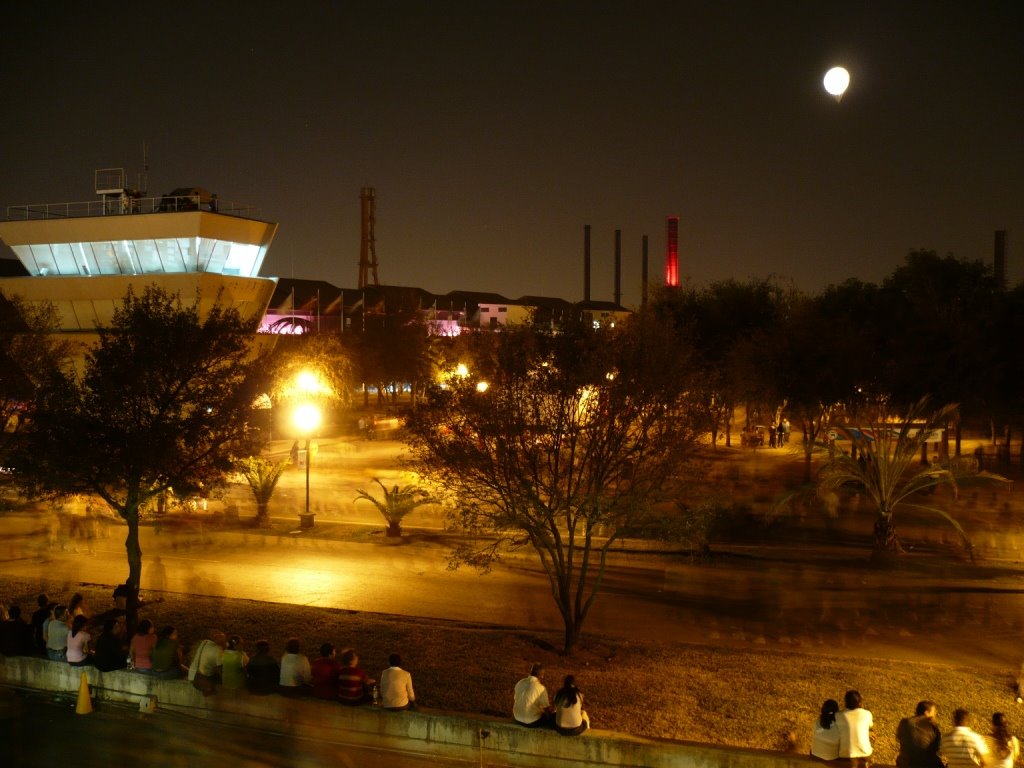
<box><xmin>6</xmin><ymin>195</ymin><xmax>260</xmax><ymax>221</ymax></box>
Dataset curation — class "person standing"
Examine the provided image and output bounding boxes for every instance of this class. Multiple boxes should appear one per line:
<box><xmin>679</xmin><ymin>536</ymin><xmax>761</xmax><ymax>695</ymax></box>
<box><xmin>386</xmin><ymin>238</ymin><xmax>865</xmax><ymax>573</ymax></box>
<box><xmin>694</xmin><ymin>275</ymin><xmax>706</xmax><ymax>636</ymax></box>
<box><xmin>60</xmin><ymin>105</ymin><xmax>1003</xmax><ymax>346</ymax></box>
<box><xmin>896</xmin><ymin>700</ymin><xmax>943</xmax><ymax>768</ymax></box>
<box><xmin>836</xmin><ymin>689</ymin><xmax>873</xmax><ymax>767</ymax></box>
<box><xmin>988</xmin><ymin>712</ymin><xmax>1020</xmax><ymax>768</ymax></box>
<box><xmin>379</xmin><ymin>653</ymin><xmax>416</xmax><ymax>711</ymax></box>
<box><xmin>940</xmin><ymin>709</ymin><xmax>989</xmax><ymax>768</ymax></box>
<box><xmin>513</xmin><ymin>663</ymin><xmax>553</xmax><ymax>728</ymax></box>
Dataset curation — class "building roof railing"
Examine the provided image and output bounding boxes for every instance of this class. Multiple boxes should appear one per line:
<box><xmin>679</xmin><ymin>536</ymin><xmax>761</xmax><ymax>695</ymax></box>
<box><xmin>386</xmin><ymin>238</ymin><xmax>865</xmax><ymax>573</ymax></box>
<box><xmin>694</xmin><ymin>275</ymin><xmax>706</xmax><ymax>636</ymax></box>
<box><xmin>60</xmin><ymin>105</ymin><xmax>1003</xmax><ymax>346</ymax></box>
<box><xmin>6</xmin><ymin>194</ymin><xmax>261</xmax><ymax>222</ymax></box>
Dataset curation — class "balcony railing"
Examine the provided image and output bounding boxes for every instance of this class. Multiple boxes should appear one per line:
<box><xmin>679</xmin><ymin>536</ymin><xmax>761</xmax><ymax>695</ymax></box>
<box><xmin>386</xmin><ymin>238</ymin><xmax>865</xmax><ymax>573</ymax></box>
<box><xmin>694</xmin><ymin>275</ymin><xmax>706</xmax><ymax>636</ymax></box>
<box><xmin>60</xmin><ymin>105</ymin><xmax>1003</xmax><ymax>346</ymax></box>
<box><xmin>6</xmin><ymin>195</ymin><xmax>261</xmax><ymax>221</ymax></box>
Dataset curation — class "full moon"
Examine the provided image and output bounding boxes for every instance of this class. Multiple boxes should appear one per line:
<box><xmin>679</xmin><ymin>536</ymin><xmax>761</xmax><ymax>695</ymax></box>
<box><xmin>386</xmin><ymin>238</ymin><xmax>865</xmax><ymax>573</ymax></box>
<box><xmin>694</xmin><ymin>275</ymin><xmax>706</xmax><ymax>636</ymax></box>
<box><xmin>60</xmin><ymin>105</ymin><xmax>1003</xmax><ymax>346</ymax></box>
<box><xmin>823</xmin><ymin>66</ymin><xmax>850</xmax><ymax>100</ymax></box>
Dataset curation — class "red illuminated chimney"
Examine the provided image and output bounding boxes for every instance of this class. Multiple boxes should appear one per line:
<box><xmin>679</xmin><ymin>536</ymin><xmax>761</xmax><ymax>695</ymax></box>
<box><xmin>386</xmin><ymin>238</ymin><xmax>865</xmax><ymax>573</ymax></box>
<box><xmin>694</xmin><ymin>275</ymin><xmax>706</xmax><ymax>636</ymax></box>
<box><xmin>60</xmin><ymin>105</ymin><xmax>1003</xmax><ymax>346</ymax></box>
<box><xmin>665</xmin><ymin>216</ymin><xmax>679</xmax><ymax>287</ymax></box>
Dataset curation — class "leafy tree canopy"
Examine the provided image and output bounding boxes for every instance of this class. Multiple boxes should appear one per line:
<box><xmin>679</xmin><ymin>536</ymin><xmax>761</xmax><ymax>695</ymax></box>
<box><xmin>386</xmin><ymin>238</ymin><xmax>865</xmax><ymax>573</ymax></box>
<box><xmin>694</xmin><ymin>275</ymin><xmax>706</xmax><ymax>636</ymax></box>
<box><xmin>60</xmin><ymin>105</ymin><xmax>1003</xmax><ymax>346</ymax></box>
<box><xmin>406</xmin><ymin>315</ymin><xmax>705</xmax><ymax>653</ymax></box>
<box><xmin>15</xmin><ymin>285</ymin><xmax>274</xmax><ymax>618</ymax></box>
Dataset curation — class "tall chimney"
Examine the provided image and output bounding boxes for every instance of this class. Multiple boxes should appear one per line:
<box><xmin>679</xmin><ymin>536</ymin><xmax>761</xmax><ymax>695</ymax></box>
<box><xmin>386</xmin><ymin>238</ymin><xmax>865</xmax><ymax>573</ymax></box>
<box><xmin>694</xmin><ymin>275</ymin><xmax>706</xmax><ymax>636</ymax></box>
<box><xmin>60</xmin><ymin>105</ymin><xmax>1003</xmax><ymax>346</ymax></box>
<box><xmin>994</xmin><ymin>230</ymin><xmax>1007</xmax><ymax>291</ymax></box>
<box><xmin>583</xmin><ymin>224</ymin><xmax>591</xmax><ymax>302</ymax></box>
<box><xmin>665</xmin><ymin>216</ymin><xmax>679</xmax><ymax>287</ymax></box>
<box><xmin>614</xmin><ymin>229</ymin><xmax>622</xmax><ymax>306</ymax></box>
<box><xmin>641</xmin><ymin>235</ymin><xmax>649</xmax><ymax>307</ymax></box>
<box><xmin>359</xmin><ymin>187</ymin><xmax>379</xmax><ymax>288</ymax></box>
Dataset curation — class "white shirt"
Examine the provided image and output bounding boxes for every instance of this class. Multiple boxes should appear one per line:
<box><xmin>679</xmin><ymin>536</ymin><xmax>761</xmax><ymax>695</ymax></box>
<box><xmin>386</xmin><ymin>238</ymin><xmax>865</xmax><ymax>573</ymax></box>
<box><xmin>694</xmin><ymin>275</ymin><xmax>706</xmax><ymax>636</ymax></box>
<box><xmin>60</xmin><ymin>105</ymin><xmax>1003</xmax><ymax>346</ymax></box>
<box><xmin>836</xmin><ymin>708</ymin><xmax>873</xmax><ymax>758</ymax></box>
<box><xmin>380</xmin><ymin>666</ymin><xmax>415</xmax><ymax>708</ymax></box>
<box><xmin>45</xmin><ymin>620</ymin><xmax>69</xmax><ymax>652</ymax></box>
<box><xmin>513</xmin><ymin>675</ymin><xmax>549</xmax><ymax>724</ymax></box>
<box><xmin>279</xmin><ymin>653</ymin><xmax>311</xmax><ymax>686</ymax></box>
<box><xmin>941</xmin><ymin>726</ymin><xmax>989</xmax><ymax>768</ymax></box>
<box><xmin>193</xmin><ymin>639</ymin><xmax>223</xmax><ymax>677</ymax></box>
<box><xmin>555</xmin><ymin>692</ymin><xmax>585</xmax><ymax>729</ymax></box>
<box><xmin>812</xmin><ymin>721</ymin><xmax>841</xmax><ymax>760</ymax></box>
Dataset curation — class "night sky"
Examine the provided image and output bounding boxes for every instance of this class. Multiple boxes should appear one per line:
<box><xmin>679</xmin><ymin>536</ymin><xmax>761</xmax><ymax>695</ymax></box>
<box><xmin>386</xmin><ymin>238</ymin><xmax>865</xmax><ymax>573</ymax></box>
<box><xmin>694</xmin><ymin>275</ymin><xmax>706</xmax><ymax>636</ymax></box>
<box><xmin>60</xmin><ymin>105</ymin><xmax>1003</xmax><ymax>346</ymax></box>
<box><xmin>2</xmin><ymin>1</ymin><xmax>1021</xmax><ymax>307</ymax></box>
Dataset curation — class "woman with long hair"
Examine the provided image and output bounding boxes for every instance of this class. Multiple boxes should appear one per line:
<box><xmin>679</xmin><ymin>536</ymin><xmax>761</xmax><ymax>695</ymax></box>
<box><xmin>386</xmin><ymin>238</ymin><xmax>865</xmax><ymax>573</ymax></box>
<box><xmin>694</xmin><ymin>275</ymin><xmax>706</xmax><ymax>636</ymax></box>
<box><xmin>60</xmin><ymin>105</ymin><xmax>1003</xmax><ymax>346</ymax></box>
<box><xmin>990</xmin><ymin>712</ymin><xmax>1021</xmax><ymax>768</ymax></box>
<box><xmin>812</xmin><ymin>699</ymin><xmax>841</xmax><ymax>761</ymax></box>
<box><xmin>65</xmin><ymin>614</ymin><xmax>92</xmax><ymax>666</ymax></box>
<box><xmin>553</xmin><ymin>675</ymin><xmax>590</xmax><ymax>736</ymax></box>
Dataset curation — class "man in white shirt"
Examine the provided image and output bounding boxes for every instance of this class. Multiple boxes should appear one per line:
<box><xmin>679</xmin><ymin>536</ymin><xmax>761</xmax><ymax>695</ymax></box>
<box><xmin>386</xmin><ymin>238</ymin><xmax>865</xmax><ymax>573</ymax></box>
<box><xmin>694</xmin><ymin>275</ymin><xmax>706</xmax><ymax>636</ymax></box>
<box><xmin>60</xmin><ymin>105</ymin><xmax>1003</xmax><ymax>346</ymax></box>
<box><xmin>940</xmin><ymin>709</ymin><xmax>989</xmax><ymax>768</ymax></box>
<box><xmin>513</xmin><ymin>663</ymin><xmax>553</xmax><ymax>727</ymax></box>
<box><xmin>379</xmin><ymin>653</ymin><xmax>416</xmax><ymax>710</ymax></box>
<box><xmin>279</xmin><ymin>637</ymin><xmax>312</xmax><ymax>695</ymax></box>
<box><xmin>836</xmin><ymin>689</ymin><xmax>874</xmax><ymax>766</ymax></box>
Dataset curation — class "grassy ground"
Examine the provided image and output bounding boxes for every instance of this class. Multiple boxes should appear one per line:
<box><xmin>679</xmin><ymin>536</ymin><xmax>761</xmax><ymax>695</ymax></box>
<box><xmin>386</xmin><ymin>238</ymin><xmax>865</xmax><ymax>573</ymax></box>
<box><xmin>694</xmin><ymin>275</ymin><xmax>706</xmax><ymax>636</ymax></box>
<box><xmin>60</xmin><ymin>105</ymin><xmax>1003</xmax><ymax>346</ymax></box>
<box><xmin>2</xmin><ymin>574</ymin><xmax>1020</xmax><ymax>765</ymax></box>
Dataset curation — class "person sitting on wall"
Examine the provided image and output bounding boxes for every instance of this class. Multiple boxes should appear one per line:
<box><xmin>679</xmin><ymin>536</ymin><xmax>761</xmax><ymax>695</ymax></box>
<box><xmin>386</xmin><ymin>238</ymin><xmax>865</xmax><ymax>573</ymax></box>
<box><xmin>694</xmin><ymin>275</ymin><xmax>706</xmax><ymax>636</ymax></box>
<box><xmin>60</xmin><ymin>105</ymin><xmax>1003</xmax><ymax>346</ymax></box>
<box><xmin>379</xmin><ymin>653</ymin><xmax>416</xmax><ymax>711</ymax></box>
<box><xmin>65</xmin><ymin>615</ymin><xmax>93</xmax><ymax>666</ymax></box>
<box><xmin>93</xmin><ymin>617</ymin><xmax>126</xmax><ymax>672</ymax></box>
<box><xmin>279</xmin><ymin>637</ymin><xmax>312</xmax><ymax>696</ymax></box>
<box><xmin>246</xmin><ymin>640</ymin><xmax>280</xmax><ymax>695</ymax></box>
<box><xmin>129</xmin><ymin>619</ymin><xmax>157</xmax><ymax>673</ymax></box>
<box><xmin>151</xmin><ymin>626</ymin><xmax>187</xmax><ymax>679</ymax></box>
<box><xmin>310</xmin><ymin>642</ymin><xmax>343</xmax><ymax>700</ymax></box>
<box><xmin>30</xmin><ymin>595</ymin><xmax>51</xmax><ymax>654</ymax></box>
<box><xmin>513</xmin><ymin>663</ymin><xmax>554</xmax><ymax>728</ymax></box>
<box><xmin>188</xmin><ymin>631</ymin><xmax>226</xmax><ymax>696</ymax></box>
<box><xmin>553</xmin><ymin>674</ymin><xmax>590</xmax><ymax>736</ymax></box>
<box><xmin>44</xmin><ymin>605</ymin><xmax>69</xmax><ymax>661</ymax></box>
<box><xmin>0</xmin><ymin>605</ymin><xmax>35</xmax><ymax>656</ymax></box>
<box><xmin>337</xmin><ymin>648</ymin><xmax>376</xmax><ymax>705</ymax></box>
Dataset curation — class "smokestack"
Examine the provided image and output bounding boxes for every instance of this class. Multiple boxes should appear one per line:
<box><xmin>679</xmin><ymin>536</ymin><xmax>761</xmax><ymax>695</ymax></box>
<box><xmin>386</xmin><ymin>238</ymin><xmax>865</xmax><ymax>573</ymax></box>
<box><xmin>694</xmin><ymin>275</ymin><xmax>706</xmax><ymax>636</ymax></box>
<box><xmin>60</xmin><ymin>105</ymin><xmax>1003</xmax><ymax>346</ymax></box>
<box><xmin>614</xmin><ymin>229</ymin><xmax>622</xmax><ymax>306</ymax></box>
<box><xmin>665</xmin><ymin>217</ymin><xmax>679</xmax><ymax>287</ymax></box>
<box><xmin>994</xmin><ymin>230</ymin><xmax>1007</xmax><ymax>291</ymax></box>
<box><xmin>583</xmin><ymin>224</ymin><xmax>591</xmax><ymax>302</ymax></box>
<box><xmin>641</xmin><ymin>235</ymin><xmax>649</xmax><ymax>307</ymax></box>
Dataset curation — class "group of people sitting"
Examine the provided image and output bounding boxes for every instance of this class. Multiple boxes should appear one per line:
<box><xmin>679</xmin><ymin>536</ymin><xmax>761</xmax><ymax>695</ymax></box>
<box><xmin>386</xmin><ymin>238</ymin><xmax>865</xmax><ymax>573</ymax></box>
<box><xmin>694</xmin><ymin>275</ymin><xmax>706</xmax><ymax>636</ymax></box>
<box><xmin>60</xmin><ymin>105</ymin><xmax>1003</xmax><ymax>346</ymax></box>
<box><xmin>182</xmin><ymin>634</ymin><xmax>416</xmax><ymax>710</ymax></box>
<box><xmin>0</xmin><ymin>592</ymin><xmax>416</xmax><ymax>709</ymax></box>
<box><xmin>513</xmin><ymin>663</ymin><xmax>590</xmax><ymax>736</ymax></box>
<box><xmin>812</xmin><ymin>690</ymin><xmax>1018</xmax><ymax>768</ymax></box>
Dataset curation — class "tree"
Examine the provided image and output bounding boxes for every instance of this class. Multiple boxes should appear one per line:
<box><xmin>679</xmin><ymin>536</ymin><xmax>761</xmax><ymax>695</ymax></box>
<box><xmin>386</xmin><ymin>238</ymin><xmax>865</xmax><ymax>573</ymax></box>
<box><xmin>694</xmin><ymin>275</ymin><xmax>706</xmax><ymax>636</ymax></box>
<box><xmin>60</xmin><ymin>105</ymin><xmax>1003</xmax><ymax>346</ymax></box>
<box><xmin>816</xmin><ymin>398</ymin><xmax>1004</xmax><ymax>559</ymax></box>
<box><xmin>406</xmin><ymin>316</ymin><xmax>703</xmax><ymax>654</ymax></box>
<box><xmin>881</xmin><ymin>250</ymin><xmax>1002</xmax><ymax>453</ymax></box>
<box><xmin>653</xmin><ymin>279</ymin><xmax>788</xmax><ymax>446</ymax></box>
<box><xmin>354</xmin><ymin>478</ymin><xmax>435</xmax><ymax>537</ymax></box>
<box><xmin>238</xmin><ymin>456</ymin><xmax>289</xmax><ymax>524</ymax></box>
<box><xmin>15</xmin><ymin>286</ymin><xmax>272</xmax><ymax>627</ymax></box>
<box><xmin>0</xmin><ymin>293</ymin><xmax>72</xmax><ymax>489</ymax></box>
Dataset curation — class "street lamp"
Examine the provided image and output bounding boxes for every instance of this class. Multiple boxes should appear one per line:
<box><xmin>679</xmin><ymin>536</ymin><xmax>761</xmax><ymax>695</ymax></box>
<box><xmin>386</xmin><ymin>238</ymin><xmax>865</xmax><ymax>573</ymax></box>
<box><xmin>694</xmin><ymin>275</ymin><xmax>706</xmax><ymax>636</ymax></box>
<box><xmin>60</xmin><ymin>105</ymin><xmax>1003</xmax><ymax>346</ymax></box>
<box><xmin>292</xmin><ymin>401</ymin><xmax>322</xmax><ymax>529</ymax></box>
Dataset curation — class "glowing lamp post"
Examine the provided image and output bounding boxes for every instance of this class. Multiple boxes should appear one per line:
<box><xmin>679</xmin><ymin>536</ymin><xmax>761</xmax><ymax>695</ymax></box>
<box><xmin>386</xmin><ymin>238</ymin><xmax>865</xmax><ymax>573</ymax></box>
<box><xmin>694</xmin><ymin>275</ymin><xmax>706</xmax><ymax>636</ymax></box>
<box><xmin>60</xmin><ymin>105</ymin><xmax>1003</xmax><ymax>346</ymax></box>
<box><xmin>293</xmin><ymin>401</ymin><xmax>321</xmax><ymax>529</ymax></box>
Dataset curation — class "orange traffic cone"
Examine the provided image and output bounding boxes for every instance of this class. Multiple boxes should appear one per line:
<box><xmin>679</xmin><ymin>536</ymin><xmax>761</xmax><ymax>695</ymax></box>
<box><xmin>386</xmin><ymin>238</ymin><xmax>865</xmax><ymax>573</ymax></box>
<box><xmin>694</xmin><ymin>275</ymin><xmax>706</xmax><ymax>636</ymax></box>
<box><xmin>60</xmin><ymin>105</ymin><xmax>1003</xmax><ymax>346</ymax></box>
<box><xmin>75</xmin><ymin>670</ymin><xmax>93</xmax><ymax>715</ymax></box>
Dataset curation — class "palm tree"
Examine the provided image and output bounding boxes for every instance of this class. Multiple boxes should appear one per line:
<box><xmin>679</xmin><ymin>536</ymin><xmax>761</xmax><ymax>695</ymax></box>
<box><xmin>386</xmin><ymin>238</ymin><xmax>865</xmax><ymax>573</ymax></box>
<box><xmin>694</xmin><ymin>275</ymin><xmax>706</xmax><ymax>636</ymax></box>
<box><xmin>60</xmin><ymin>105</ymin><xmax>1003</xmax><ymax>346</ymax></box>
<box><xmin>354</xmin><ymin>478</ymin><xmax>435</xmax><ymax>537</ymax></box>
<box><xmin>817</xmin><ymin>399</ymin><xmax>996</xmax><ymax>559</ymax></box>
<box><xmin>239</xmin><ymin>456</ymin><xmax>289</xmax><ymax>525</ymax></box>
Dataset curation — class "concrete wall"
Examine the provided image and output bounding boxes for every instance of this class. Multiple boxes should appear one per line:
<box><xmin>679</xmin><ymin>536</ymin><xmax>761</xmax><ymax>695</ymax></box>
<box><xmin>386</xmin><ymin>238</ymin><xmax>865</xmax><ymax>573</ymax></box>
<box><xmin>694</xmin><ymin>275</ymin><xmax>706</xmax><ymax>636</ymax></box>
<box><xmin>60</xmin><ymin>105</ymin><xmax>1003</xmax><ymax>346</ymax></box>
<box><xmin>2</xmin><ymin>656</ymin><xmax>824</xmax><ymax>768</ymax></box>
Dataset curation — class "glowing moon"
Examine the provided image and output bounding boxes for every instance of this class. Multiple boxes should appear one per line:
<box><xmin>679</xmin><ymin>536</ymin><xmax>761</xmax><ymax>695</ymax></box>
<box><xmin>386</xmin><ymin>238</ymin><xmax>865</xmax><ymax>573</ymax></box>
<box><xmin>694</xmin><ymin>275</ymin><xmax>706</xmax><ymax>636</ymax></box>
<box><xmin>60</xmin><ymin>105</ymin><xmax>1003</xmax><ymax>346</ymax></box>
<box><xmin>823</xmin><ymin>66</ymin><xmax>850</xmax><ymax>100</ymax></box>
